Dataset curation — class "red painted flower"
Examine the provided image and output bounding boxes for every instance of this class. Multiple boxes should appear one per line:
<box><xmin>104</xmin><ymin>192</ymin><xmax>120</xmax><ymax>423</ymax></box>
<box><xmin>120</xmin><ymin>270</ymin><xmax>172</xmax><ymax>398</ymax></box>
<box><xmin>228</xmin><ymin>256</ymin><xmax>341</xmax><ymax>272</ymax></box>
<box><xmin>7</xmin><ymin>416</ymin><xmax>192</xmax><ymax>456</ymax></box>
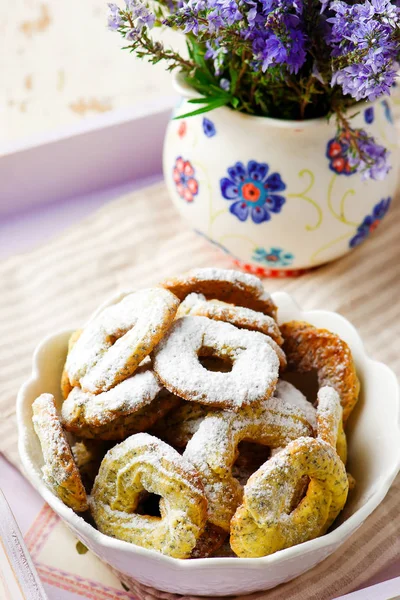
<box><xmin>326</xmin><ymin>133</ymin><xmax>357</xmax><ymax>176</ymax></box>
<box><xmin>178</xmin><ymin>121</ymin><xmax>187</xmax><ymax>138</ymax></box>
<box><xmin>172</xmin><ymin>157</ymin><xmax>199</xmax><ymax>203</ymax></box>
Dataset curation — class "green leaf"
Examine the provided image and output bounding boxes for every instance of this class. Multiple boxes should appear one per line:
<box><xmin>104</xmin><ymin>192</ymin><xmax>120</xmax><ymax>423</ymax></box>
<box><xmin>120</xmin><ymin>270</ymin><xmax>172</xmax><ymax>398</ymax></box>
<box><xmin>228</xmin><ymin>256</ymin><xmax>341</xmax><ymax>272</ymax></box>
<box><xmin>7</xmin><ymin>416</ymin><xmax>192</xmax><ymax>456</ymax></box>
<box><xmin>188</xmin><ymin>96</ymin><xmax>230</xmax><ymax>104</ymax></box>
<box><xmin>174</xmin><ymin>98</ymin><xmax>230</xmax><ymax>119</ymax></box>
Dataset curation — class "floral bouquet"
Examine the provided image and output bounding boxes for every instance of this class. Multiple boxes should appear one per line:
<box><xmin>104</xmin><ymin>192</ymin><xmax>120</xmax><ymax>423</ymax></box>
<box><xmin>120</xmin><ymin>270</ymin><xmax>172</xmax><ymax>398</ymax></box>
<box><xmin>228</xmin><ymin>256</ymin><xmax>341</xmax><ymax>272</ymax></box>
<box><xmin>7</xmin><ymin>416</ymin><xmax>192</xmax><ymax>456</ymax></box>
<box><xmin>107</xmin><ymin>0</ymin><xmax>399</xmax><ymax>180</ymax></box>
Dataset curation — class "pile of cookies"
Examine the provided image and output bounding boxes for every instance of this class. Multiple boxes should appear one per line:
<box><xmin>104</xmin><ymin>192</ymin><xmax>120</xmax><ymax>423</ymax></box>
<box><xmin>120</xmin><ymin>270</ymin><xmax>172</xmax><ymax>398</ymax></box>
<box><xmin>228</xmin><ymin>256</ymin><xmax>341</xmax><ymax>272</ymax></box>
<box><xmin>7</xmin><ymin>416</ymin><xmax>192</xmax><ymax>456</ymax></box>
<box><xmin>31</xmin><ymin>268</ymin><xmax>359</xmax><ymax>559</ymax></box>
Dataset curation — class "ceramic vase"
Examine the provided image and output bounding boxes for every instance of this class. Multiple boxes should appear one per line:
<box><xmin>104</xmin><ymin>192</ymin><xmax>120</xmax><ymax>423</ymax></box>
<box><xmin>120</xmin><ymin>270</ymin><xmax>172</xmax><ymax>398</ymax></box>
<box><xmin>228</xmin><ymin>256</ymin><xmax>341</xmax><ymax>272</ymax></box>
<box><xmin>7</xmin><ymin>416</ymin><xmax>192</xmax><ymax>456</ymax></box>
<box><xmin>163</xmin><ymin>76</ymin><xmax>399</xmax><ymax>276</ymax></box>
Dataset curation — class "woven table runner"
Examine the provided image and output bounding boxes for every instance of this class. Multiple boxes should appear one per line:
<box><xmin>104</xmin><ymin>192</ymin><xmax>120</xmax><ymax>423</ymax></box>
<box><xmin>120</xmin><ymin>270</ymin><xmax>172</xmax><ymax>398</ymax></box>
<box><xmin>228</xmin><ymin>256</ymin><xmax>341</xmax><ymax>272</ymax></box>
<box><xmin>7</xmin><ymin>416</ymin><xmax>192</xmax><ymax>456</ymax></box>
<box><xmin>0</xmin><ymin>181</ymin><xmax>399</xmax><ymax>600</ymax></box>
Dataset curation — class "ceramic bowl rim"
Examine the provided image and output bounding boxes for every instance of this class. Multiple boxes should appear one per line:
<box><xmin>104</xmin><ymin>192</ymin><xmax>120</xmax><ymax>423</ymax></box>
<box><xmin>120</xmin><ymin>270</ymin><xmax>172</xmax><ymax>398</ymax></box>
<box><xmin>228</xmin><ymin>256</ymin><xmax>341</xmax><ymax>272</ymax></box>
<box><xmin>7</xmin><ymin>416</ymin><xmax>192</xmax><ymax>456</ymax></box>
<box><xmin>17</xmin><ymin>291</ymin><xmax>400</xmax><ymax>572</ymax></box>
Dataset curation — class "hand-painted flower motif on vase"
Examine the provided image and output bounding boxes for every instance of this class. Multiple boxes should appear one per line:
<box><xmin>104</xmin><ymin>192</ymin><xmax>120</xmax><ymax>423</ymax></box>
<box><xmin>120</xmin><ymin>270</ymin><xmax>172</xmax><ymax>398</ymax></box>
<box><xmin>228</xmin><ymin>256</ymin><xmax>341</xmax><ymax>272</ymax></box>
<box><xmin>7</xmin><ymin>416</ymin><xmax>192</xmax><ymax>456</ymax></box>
<box><xmin>326</xmin><ymin>131</ymin><xmax>357</xmax><ymax>176</ymax></box>
<box><xmin>381</xmin><ymin>100</ymin><xmax>393</xmax><ymax>124</ymax></box>
<box><xmin>364</xmin><ymin>107</ymin><xmax>374</xmax><ymax>124</ymax></box>
<box><xmin>173</xmin><ymin>157</ymin><xmax>199</xmax><ymax>202</ymax></box>
<box><xmin>220</xmin><ymin>160</ymin><xmax>286</xmax><ymax>224</ymax></box>
<box><xmin>203</xmin><ymin>118</ymin><xmax>216</xmax><ymax>137</ymax></box>
<box><xmin>349</xmin><ymin>197</ymin><xmax>391</xmax><ymax>248</ymax></box>
<box><xmin>178</xmin><ymin>121</ymin><xmax>187</xmax><ymax>138</ymax></box>
<box><xmin>252</xmin><ymin>246</ymin><xmax>294</xmax><ymax>267</ymax></box>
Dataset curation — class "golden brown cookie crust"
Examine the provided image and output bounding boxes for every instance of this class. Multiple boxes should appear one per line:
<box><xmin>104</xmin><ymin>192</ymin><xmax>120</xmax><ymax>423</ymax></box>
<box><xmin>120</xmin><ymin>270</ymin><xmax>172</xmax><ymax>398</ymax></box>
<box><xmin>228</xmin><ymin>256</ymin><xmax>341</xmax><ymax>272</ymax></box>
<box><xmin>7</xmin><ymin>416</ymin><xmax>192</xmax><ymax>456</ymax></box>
<box><xmin>281</xmin><ymin>321</ymin><xmax>360</xmax><ymax>422</ymax></box>
<box><xmin>32</xmin><ymin>393</ymin><xmax>88</xmax><ymax>512</ymax></box>
<box><xmin>160</xmin><ymin>268</ymin><xmax>277</xmax><ymax>318</ymax></box>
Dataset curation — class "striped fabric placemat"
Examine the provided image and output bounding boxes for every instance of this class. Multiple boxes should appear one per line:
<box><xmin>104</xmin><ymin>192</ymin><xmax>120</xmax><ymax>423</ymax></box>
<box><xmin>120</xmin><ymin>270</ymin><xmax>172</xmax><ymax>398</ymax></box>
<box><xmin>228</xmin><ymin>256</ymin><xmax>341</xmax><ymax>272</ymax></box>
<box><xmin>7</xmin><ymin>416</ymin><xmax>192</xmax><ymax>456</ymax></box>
<box><xmin>0</xmin><ymin>181</ymin><xmax>399</xmax><ymax>599</ymax></box>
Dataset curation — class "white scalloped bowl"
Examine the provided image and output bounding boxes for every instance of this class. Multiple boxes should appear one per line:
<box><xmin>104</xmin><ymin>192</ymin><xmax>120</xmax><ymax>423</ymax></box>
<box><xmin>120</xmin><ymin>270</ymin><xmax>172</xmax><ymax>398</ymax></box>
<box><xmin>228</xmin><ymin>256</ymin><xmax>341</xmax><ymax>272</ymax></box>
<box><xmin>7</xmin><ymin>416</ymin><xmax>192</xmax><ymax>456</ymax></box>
<box><xmin>17</xmin><ymin>292</ymin><xmax>400</xmax><ymax>597</ymax></box>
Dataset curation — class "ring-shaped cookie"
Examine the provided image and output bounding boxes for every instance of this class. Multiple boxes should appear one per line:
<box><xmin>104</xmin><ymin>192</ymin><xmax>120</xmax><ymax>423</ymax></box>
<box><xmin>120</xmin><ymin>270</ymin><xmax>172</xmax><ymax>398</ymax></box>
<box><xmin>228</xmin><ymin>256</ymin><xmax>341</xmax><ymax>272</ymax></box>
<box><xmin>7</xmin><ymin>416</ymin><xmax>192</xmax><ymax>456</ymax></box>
<box><xmin>90</xmin><ymin>433</ymin><xmax>207</xmax><ymax>558</ymax></box>
<box><xmin>230</xmin><ymin>437</ymin><xmax>349</xmax><ymax>557</ymax></box>
<box><xmin>177</xmin><ymin>295</ymin><xmax>286</xmax><ymax>370</ymax></box>
<box><xmin>65</xmin><ymin>288</ymin><xmax>180</xmax><ymax>394</ymax></box>
<box><xmin>61</xmin><ymin>365</ymin><xmax>170</xmax><ymax>439</ymax></box>
<box><xmin>61</xmin><ymin>365</ymin><xmax>179</xmax><ymax>439</ymax></box>
<box><xmin>160</xmin><ymin>268</ymin><xmax>277</xmax><ymax>318</ymax></box>
<box><xmin>153</xmin><ymin>316</ymin><xmax>279</xmax><ymax>409</ymax></box>
<box><xmin>32</xmin><ymin>394</ymin><xmax>88</xmax><ymax>512</ymax></box>
<box><xmin>281</xmin><ymin>321</ymin><xmax>360</xmax><ymax>422</ymax></box>
<box><xmin>154</xmin><ymin>380</ymin><xmax>314</xmax><ymax>450</ymax></box>
<box><xmin>183</xmin><ymin>397</ymin><xmax>314</xmax><ymax>531</ymax></box>
<box><xmin>317</xmin><ymin>386</ymin><xmax>347</xmax><ymax>464</ymax></box>
<box><xmin>177</xmin><ymin>293</ymin><xmax>283</xmax><ymax>345</ymax></box>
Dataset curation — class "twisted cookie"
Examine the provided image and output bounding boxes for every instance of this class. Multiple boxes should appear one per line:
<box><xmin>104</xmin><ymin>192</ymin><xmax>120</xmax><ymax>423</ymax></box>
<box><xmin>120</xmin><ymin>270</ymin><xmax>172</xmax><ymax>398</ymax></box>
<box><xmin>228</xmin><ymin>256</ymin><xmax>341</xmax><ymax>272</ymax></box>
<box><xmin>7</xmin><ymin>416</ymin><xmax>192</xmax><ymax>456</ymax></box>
<box><xmin>230</xmin><ymin>437</ymin><xmax>349</xmax><ymax>557</ymax></box>
<box><xmin>281</xmin><ymin>321</ymin><xmax>360</xmax><ymax>422</ymax></box>
<box><xmin>32</xmin><ymin>393</ymin><xmax>88</xmax><ymax>512</ymax></box>
<box><xmin>61</xmin><ymin>365</ymin><xmax>180</xmax><ymax>439</ymax></box>
<box><xmin>183</xmin><ymin>398</ymin><xmax>314</xmax><ymax>531</ymax></box>
<box><xmin>65</xmin><ymin>288</ymin><xmax>179</xmax><ymax>394</ymax></box>
<box><xmin>153</xmin><ymin>316</ymin><xmax>280</xmax><ymax>410</ymax></box>
<box><xmin>177</xmin><ymin>293</ymin><xmax>283</xmax><ymax>345</ymax></box>
<box><xmin>316</xmin><ymin>386</ymin><xmax>347</xmax><ymax>464</ymax></box>
<box><xmin>161</xmin><ymin>268</ymin><xmax>277</xmax><ymax>318</ymax></box>
<box><xmin>90</xmin><ymin>433</ymin><xmax>207</xmax><ymax>558</ymax></box>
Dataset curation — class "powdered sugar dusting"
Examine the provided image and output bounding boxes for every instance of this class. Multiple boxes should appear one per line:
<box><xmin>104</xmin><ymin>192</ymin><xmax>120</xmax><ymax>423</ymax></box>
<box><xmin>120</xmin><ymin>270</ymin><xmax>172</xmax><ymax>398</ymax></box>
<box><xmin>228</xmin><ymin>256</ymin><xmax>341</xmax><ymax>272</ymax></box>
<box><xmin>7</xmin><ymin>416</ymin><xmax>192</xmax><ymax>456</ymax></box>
<box><xmin>180</xmin><ymin>296</ymin><xmax>283</xmax><ymax>345</ymax></box>
<box><xmin>275</xmin><ymin>380</ymin><xmax>317</xmax><ymax>430</ymax></box>
<box><xmin>32</xmin><ymin>393</ymin><xmax>88</xmax><ymax>511</ymax></box>
<box><xmin>61</xmin><ymin>365</ymin><xmax>162</xmax><ymax>427</ymax></box>
<box><xmin>65</xmin><ymin>288</ymin><xmax>179</xmax><ymax>393</ymax></box>
<box><xmin>32</xmin><ymin>394</ymin><xmax>72</xmax><ymax>484</ymax></box>
<box><xmin>189</xmin><ymin>268</ymin><xmax>265</xmax><ymax>295</ymax></box>
<box><xmin>316</xmin><ymin>386</ymin><xmax>342</xmax><ymax>448</ymax></box>
<box><xmin>153</xmin><ymin>316</ymin><xmax>279</xmax><ymax>408</ymax></box>
<box><xmin>176</xmin><ymin>293</ymin><xmax>206</xmax><ymax>317</ymax></box>
<box><xmin>99</xmin><ymin>433</ymin><xmax>204</xmax><ymax>497</ymax></box>
<box><xmin>183</xmin><ymin>394</ymin><xmax>313</xmax><ymax>528</ymax></box>
<box><xmin>161</xmin><ymin>268</ymin><xmax>277</xmax><ymax>318</ymax></box>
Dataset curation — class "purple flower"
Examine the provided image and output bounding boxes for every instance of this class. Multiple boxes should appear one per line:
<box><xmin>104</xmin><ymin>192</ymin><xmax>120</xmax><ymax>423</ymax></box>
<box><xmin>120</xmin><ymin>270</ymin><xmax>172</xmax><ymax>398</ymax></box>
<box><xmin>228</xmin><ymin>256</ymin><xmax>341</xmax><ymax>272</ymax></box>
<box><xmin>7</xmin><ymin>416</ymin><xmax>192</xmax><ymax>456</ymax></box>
<box><xmin>249</xmin><ymin>7</ymin><xmax>307</xmax><ymax>74</ymax></box>
<box><xmin>349</xmin><ymin>133</ymin><xmax>391</xmax><ymax>180</ymax></box>
<box><xmin>220</xmin><ymin>78</ymin><xmax>230</xmax><ymax>91</ymax></box>
<box><xmin>125</xmin><ymin>27</ymin><xmax>141</xmax><ymax>40</ymax></box>
<box><xmin>331</xmin><ymin>60</ymin><xmax>397</xmax><ymax>102</ymax></box>
<box><xmin>219</xmin><ymin>0</ymin><xmax>242</xmax><ymax>25</ymax></box>
<box><xmin>349</xmin><ymin>197</ymin><xmax>391</xmax><ymax>247</ymax></box>
<box><xmin>220</xmin><ymin>160</ymin><xmax>286</xmax><ymax>224</ymax></box>
<box><xmin>107</xmin><ymin>3</ymin><xmax>123</xmax><ymax>29</ymax></box>
<box><xmin>130</xmin><ymin>0</ymin><xmax>155</xmax><ymax>28</ymax></box>
<box><xmin>203</xmin><ymin>117</ymin><xmax>216</xmax><ymax>137</ymax></box>
<box><xmin>329</xmin><ymin>0</ymin><xmax>400</xmax><ymax>101</ymax></box>
<box><xmin>205</xmin><ymin>39</ymin><xmax>228</xmax><ymax>74</ymax></box>
<box><xmin>261</xmin><ymin>18</ymin><xmax>306</xmax><ymax>73</ymax></box>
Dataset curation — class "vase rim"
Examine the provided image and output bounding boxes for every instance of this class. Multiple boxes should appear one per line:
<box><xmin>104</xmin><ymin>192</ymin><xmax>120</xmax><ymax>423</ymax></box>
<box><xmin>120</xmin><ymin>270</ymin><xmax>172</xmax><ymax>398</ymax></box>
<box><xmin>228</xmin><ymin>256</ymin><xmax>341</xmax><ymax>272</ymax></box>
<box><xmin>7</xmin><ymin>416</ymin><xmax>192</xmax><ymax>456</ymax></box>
<box><xmin>173</xmin><ymin>72</ymin><xmax>385</xmax><ymax>129</ymax></box>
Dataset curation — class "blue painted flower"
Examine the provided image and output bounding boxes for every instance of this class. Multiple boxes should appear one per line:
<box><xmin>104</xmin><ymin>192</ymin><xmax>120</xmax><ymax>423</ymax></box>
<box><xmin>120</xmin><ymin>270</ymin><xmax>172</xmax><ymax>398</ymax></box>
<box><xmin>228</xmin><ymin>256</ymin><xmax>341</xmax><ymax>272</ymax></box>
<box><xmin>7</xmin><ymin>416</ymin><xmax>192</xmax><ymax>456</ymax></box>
<box><xmin>203</xmin><ymin>118</ymin><xmax>216</xmax><ymax>137</ymax></box>
<box><xmin>364</xmin><ymin>107</ymin><xmax>374</xmax><ymax>124</ymax></box>
<box><xmin>349</xmin><ymin>197</ymin><xmax>391</xmax><ymax>248</ymax></box>
<box><xmin>381</xmin><ymin>100</ymin><xmax>393</xmax><ymax>124</ymax></box>
<box><xmin>220</xmin><ymin>160</ymin><xmax>286</xmax><ymax>224</ymax></box>
<box><xmin>252</xmin><ymin>246</ymin><xmax>294</xmax><ymax>267</ymax></box>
